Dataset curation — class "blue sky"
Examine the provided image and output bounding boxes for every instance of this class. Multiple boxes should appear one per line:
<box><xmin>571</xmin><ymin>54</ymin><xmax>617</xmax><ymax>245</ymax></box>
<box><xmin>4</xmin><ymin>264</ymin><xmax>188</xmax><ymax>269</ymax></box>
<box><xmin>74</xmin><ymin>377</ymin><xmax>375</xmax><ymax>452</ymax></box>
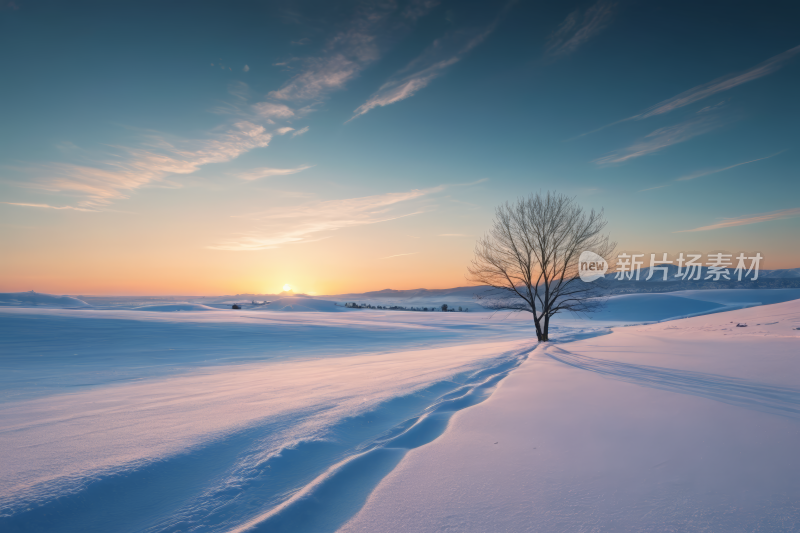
<box><xmin>1</xmin><ymin>0</ymin><xmax>798</xmax><ymax>294</ymax></box>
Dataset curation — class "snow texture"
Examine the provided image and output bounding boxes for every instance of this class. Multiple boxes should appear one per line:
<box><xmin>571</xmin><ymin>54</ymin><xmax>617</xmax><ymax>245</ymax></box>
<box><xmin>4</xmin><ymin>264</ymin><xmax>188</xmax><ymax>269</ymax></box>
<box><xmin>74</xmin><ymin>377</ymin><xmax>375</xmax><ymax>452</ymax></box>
<box><xmin>0</xmin><ymin>289</ymin><xmax>799</xmax><ymax>532</ymax></box>
<box><xmin>341</xmin><ymin>298</ymin><xmax>800</xmax><ymax>532</ymax></box>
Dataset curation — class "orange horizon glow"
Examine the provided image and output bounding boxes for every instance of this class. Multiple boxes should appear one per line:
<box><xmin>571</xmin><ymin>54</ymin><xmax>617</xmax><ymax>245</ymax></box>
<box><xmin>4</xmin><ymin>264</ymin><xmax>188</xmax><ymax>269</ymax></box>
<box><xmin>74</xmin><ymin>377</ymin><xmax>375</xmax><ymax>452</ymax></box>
<box><xmin>2</xmin><ymin>192</ymin><xmax>798</xmax><ymax>296</ymax></box>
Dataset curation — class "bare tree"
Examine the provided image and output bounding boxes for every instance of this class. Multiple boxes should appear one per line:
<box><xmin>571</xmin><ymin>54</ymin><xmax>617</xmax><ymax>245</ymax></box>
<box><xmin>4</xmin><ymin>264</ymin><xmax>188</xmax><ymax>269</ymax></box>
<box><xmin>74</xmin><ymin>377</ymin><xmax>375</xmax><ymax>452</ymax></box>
<box><xmin>468</xmin><ymin>192</ymin><xmax>615</xmax><ymax>341</ymax></box>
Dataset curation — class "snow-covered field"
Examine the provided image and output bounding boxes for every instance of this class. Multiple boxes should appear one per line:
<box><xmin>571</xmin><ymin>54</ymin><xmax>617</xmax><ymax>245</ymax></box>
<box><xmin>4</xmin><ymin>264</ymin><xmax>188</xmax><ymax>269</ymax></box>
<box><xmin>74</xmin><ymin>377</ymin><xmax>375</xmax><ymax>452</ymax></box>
<box><xmin>342</xmin><ymin>297</ymin><xmax>800</xmax><ymax>533</ymax></box>
<box><xmin>1</xmin><ymin>289</ymin><xmax>799</xmax><ymax>532</ymax></box>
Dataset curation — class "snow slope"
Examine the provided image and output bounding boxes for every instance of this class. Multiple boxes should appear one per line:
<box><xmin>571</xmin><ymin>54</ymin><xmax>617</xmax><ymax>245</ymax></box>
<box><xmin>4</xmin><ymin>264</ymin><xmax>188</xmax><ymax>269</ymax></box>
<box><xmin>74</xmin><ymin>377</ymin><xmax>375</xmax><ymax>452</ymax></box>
<box><xmin>1</xmin><ymin>290</ymin><xmax>798</xmax><ymax>532</ymax></box>
<box><xmin>341</xmin><ymin>299</ymin><xmax>800</xmax><ymax>532</ymax></box>
<box><xmin>133</xmin><ymin>303</ymin><xmax>218</xmax><ymax>311</ymax></box>
<box><xmin>0</xmin><ymin>291</ymin><xmax>90</xmax><ymax>308</ymax></box>
<box><xmin>263</xmin><ymin>297</ymin><xmax>346</xmax><ymax>312</ymax></box>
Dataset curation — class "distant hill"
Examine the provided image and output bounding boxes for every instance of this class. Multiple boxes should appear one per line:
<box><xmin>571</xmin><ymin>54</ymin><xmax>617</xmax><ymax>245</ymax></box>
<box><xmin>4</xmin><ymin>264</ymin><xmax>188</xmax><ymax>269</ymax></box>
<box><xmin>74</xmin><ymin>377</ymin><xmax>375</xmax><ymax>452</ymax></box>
<box><xmin>636</xmin><ymin>264</ymin><xmax>800</xmax><ymax>282</ymax></box>
<box><xmin>262</xmin><ymin>297</ymin><xmax>345</xmax><ymax>312</ymax></box>
<box><xmin>45</xmin><ymin>267</ymin><xmax>800</xmax><ymax>311</ymax></box>
<box><xmin>0</xmin><ymin>291</ymin><xmax>91</xmax><ymax>308</ymax></box>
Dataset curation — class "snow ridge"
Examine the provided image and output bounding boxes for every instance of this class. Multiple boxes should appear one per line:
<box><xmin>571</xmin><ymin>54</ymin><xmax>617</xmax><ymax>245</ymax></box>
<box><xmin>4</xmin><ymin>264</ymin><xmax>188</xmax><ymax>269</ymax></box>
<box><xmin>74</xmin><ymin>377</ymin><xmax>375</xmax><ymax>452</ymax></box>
<box><xmin>226</xmin><ymin>354</ymin><xmax>529</xmax><ymax>533</ymax></box>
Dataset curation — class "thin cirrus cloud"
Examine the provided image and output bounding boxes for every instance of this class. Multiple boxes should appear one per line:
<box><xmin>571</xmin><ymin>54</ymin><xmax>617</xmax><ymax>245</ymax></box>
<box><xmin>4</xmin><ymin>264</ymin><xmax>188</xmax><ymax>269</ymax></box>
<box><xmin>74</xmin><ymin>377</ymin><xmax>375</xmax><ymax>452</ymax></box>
<box><xmin>675</xmin><ymin>207</ymin><xmax>800</xmax><ymax>233</ymax></box>
<box><xmin>383</xmin><ymin>252</ymin><xmax>418</xmax><ymax>259</ymax></box>
<box><xmin>253</xmin><ymin>102</ymin><xmax>295</xmax><ymax>119</ymax></box>
<box><xmin>1</xmin><ymin>202</ymin><xmax>95</xmax><ymax>212</ymax></box>
<box><xmin>593</xmin><ymin>115</ymin><xmax>720</xmax><ymax>166</ymax></box>
<box><xmin>210</xmin><ymin>186</ymin><xmax>444</xmax><ymax>251</ymax></box>
<box><xmin>638</xmin><ymin>151</ymin><xmax>784</xmax><ymax>192</ymax></box>
<box><xmin>267</xmin><ymin>1</ymin><xmax>439</xmax><ymax>103</ymax></box>
<box><xmin>349</xmin><ymin>2</ymin><xmax>515</xmax><ymax>120</ymax></box>
<box><xmin>578</xmin><ymin>44</ymin><xmax>800</xmax><ymax>138</ymax></box>
<box><xmin>630</xmin><ymin>45</ymin><xmax>800</xmax><ymax>121</ymax></box>
<box><xmin>233</xmin><ymin>165</ymin><xmax>314</xmax><ymax>181</ymax></box>
<box><xmin>291</xmin><ymin>126</ymin><xmax>310</xmax><ymax>137</ymax></box>
<box><xmin>545</xmin><ymin>0</ymin><xmax>615</xmax><ymax>59</ymax></box>
<box><xmin>8</xmin><ymin>4</ymin><xmax>443</xmax><ymax>212</ymax></box>
<box><xmin>20</xmin><ymin>122</ymin><xmax>272</xmax><ymax>208</ymax></box>
<box><xmin>675</xmin><ymin>151</ymin><xmax>785</xmax><ymax>181</ymax></box>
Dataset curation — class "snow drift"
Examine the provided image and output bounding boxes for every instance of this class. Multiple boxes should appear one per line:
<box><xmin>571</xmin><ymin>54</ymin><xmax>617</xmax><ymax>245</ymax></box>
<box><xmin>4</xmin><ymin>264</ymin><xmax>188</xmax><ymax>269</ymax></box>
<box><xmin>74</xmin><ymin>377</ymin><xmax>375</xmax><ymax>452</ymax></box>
<box><xmin>263</xmin><ymin>297</ymin><xmax>346</xmax><ymax>312</ymax></box>
<box><xmin>0</xmin><ymin>291</ymin><xmax>90</xmax><ymax>308</ymax></box>
<box><xmin>132</xmin><ymin>303</ymin><xmax>218</xmax><ymax>312</ymax></box>
<box><xmin>341</xmin><ymin>299</ymin><xmax>800</xmax><ymax>533</ymax></box>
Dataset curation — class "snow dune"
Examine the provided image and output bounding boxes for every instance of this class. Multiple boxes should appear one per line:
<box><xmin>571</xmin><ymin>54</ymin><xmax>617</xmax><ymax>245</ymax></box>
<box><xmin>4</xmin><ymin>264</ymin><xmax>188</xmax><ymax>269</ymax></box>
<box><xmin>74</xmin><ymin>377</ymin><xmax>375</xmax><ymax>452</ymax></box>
<box><xmin>586</xmin><ymin>292</ymin><xmax>724</xmax><ymax>321</ymax></box>
<box><xmin>133</xmin><ymin>303</ymin><xmax>218</xmax><ymax>311</ymax></box>
<box><xmin>263</xmin><ymin>297</ymin><xmax>346</xmax><ymax>312</ymax></box>
<box><xmin>0</xmin><ymin>339</ymin><xmax>530</xmax><ymax>532</ymax></box>
<box><xmin>341</xmin><ymin>299</ymin><xmax>800</xmax><ymax>532</ymax></box>
<box><xmin>0</xmin><ymin>291</ymin><xmax>90</xmax><ymax>308</ymax></box>
<box><xmin>1</xmin><ymin>289</ymin><xmax>798</xmax><ymax>532</ymax></box>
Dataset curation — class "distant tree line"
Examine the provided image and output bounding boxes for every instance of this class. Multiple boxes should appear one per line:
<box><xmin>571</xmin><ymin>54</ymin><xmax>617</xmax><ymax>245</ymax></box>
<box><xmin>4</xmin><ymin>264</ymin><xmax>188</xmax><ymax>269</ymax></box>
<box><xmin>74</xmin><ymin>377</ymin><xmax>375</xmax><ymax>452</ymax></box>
<box><xmin>343</xmin><ymin>302</ymin><xmax>468</xmax><ymax>312</ymax></box>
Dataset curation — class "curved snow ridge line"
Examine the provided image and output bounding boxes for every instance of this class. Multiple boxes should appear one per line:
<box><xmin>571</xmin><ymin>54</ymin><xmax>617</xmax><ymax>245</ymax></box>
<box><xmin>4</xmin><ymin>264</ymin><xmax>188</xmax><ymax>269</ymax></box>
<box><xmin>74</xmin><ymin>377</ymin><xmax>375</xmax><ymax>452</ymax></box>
<box><xmin>542</xmin><ymin>345</ymin><xmax>800</xmax><ymax>418</ymax></box>
<box><xmin>647</xmin><ymin>302</ymin><xmax>760</xmax><ymax>323</ymax></box>
<box><xmin>225</xmin><ymin>352</ymin><xmax>531</xmax><ymax>533</ymax></box>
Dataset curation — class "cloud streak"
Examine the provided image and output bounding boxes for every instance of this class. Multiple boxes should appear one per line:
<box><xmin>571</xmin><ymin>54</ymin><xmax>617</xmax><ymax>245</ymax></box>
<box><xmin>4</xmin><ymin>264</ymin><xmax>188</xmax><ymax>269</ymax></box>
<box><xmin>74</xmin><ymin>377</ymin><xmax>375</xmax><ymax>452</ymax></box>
<box><xmin>594</xmin><ymin>116</ymin><xmax>720</xmax><ymax>166</ymax></box>
<box><xmin>233</xmin><ymin>165</ymin><xmax>314</xmax><ymax>181</ymax></box>
<box><xmin>676</xmin><ymin>207</ymin><xmax>800</xmax><ymax>232</ymax></box>
<box><xmin>268</xmin><ymin>1</ymin><xmax>439</xmax><ymax>103</ymax></box>
<box><xmin>631</xmin><ymin>45</ymin><xmax>800</xmax><ymax>121</ymax></box>
<box><xmin>1</xmin><ymin>202</ymin><xmax>95</xmax><ymax>212</ymax></box>
<box><xmin>545</xmin><ymin>0</ymin><xmax>615</xmax><ymax>59</ymax></box>
<box><xmin>383</xmin><ymin>252</ymin><xmax>418</xmax><ymax>259</ymax></box>
<box><xmin>291</xmin><ymin>126</ymin><xmax>310</xmax><ymax>137</ymax></box>
<box><xmin>211</xmin><ymin>186</ymin><xmax>444</xmax><ymax>251</ymax></box>
<box><xmin>675</xmin><ymin>151</ymin><xmax>784</xmax><ymax>181</ymax></box>
<box><xmin>350</xmin><ymin>2</ymin><xmax>515</xmax><ymax>120</ymax></box>
<box><xmin>577</xmin><ymin>44</ymin><xmax>800</xmax><ymax>138</ymax></box>
<box><xmin>23</xmin><ymin>122</ymin><xmax>272</xmax><ymax>208</ymax></box>
<box><xmin>10</xmin><ymin>3</ymin><xmax>438</xmax><ymax>209</ymax></box>
<box><xmin>253</xmin><ymin>102</ymin><xmax>295</xmax><ymax>119</ymax></box>
<box><xmin>637</xmin><ymin>151</ymin><xmax>784</xmax><ymax>192</ymax></box>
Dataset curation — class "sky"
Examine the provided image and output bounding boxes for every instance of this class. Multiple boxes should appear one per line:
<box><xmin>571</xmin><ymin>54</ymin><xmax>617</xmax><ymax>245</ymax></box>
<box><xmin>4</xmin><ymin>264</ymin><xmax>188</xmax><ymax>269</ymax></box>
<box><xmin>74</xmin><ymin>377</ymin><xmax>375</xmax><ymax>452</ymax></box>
<box><xmin>1</xmin><ymin>0</ymin><xmax>798</xmax><ymax>295</ymax></box>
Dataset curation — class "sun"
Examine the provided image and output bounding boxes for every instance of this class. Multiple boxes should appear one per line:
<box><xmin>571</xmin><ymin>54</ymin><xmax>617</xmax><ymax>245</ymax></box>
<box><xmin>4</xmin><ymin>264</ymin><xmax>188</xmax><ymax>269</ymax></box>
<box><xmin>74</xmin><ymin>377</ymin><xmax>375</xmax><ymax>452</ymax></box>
<box><xmin>283</xmin><ymin>284</ymin><xmax>291</xmax><ymax>292</ymax></box>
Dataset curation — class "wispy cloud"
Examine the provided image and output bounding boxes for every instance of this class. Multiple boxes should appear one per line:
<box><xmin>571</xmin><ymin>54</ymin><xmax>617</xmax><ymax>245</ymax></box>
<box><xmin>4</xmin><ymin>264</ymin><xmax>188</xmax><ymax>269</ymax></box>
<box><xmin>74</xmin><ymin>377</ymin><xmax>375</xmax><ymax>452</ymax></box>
<box><xmin>636</xmin><ymin>184</ymin><xmax>671</xmax><ymax>193</ymax></box>
<box><xmin>438</xmin><ymin>233</ymin><xmax>469</xmax><ymax>237</ymax></box>
<box><xmin>578</xmin><ymin>44</ymin><xmax>800</xmax><ymax>138</ymax></box>
<box><xmin>211</xmin><ymin>186</ymin><xmax>444</xmax><ymax>251</ymax></box>
<box><xmin>253</xmin><ymin>102</ymin><xmax>295</xmax><ymax>119</ymax></box>
<box><xmin>637</xmin><ymin>151</ymin><xmax>784</xmax><ymax>192</ymax></box>
<box><xmin>12</xmin><ymin>5</ymin><xmax>434</xmax><ymax>210</ymax></box>
<box><xmin>291</xmin><ymin>126</ymin><xmax>310</xmax><ymax>137</ymax></box>
<box><xmin>594</xmin><ymin>116</ymin><xmax>720</xmax><ymax>166</ymax></box>
<box><xmin>233</xmin><ymin>165</ymin><xmax>313</xmax><ymax>181</ymax></box>
<box><xmin>8</xmin><ymin>2</ymin><xmax>448</xmax><ymax>211</ymax></box>
<box><xmin>270</xmin><ymin>54</ymin><xmax>365</xmax><ymax>101</ymax></box>
<box><xmin>676</xmin><ymin>207</ymin><xmax>800</xmax><ymax>232</ymax></box>
<box><xmin>23</xmin><ymin>122</ymin><xmax>272</xmax><ymax>208</ymax></box>
<box><xmin>632</xmin><ymin>45</ymin><xmax>800</xmax><ymax>121</ymax></box>
<box><xmin>350</xmin><ymin>2</ymin><xmax>514</xmax><ymax>120</ymax></box>
<box><xmin>268</xmin><ymin>2</ymin><xmax>439</xmax><ymax>103</ymax></box>
<box><xmin>545</xmin><ymin>1</ymin><xmax>615</xmax><ymax>59</ymax></box>
<box><xmin>383</xmin><ymin>252</ymin><xmax>418</xmax><ymax>259</ymax></box>
<box><xmin>1</xmin><ymin>202</ymin><xmax>95</xmax><ymax>212</ymax></box>
<box><xmin>675</xmin><ymin>151</ymin><xmax>784</xmax><ymax>181</ymax></box>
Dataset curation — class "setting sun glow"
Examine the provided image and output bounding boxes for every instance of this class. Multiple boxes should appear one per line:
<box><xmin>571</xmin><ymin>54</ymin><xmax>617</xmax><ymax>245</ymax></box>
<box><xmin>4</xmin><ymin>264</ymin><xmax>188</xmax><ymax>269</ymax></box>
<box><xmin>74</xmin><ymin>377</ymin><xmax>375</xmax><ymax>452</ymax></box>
<box><xmin>283</xmin><ymin>284</ymin><xmax>291</xmax><ymax>292</ymax></box>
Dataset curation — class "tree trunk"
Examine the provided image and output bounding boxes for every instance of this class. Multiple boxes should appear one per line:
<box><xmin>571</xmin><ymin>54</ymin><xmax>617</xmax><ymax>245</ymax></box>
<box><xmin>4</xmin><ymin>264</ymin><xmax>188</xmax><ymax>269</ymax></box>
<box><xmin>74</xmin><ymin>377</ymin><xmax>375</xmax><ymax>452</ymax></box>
<box><xmin>534</xmin><ymin>315</ymin><xmax>544</xmax><ymax>342</ymax></box>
